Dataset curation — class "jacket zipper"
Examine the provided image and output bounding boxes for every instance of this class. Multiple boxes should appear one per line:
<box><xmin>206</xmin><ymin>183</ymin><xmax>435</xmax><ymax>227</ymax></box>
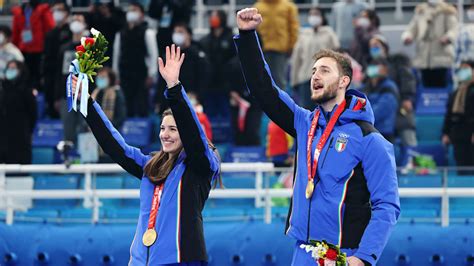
<box><xmin>306</xmin><ymin>179</ymin><xmax>320</xmax><ymax>242</ymax></box>
<box><xmin>146</xmin><ymin>247</ymin><xmax>150</xmax><ymax>266</ymax></box>
<box><xmin>320</xmin><ymin>137</ymin><xmax>334</xmax><ymax>169</ymax></box>
<box><xmin>306</xmin><ymin>137</ymin><xmax>333</xmax><ymax>242</ymax></box>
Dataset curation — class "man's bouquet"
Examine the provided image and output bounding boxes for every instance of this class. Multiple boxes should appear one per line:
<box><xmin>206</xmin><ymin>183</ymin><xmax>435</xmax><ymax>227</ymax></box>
<box><xmin>66</xmin><ymin>28</ymin><xmax>109</xmax><ymax>116</ymax></box>
<box><xmin>300</xmin><ymin>240</ymin><xmax>347</xmax><ymax>266</ymax></box>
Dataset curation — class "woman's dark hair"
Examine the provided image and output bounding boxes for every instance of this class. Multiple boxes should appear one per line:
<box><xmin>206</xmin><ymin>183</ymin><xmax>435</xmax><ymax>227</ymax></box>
<box><xmin>98</xmin><ymin>67</ymin><xmax>117</xmax><ymax>86</ymax></box>
<box><xmin>174</xmin><ymin>22</ymin><xmax>193</xmax><ymax>37</ymax></box>
<box><xmin>143</xmin><ymin>109</ymin><xmax>223</xmax><ymax>188</ymax></box>
<box><xmin>365</xmin><ymin>9</ymin><xmax>380</xmax><ymax>28</ymax></box>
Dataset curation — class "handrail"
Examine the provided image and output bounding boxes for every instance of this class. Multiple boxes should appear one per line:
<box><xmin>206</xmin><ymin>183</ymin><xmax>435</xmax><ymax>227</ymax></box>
<box><xmin>1</xmin><ymin>164</ymin><xmax>473</xmax><ymax>226</ymax></box>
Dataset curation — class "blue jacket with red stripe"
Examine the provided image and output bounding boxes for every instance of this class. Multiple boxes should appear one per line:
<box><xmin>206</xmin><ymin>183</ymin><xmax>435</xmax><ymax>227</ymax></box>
<box><xmin>234</xmin><ymin>30</ymin><xmax>400</xmax><ymax>265</ymax></box>
<box><xmin>84</xmin><ymin>84</ymin><xmax>219</xmax><ymax>265</ymax></box>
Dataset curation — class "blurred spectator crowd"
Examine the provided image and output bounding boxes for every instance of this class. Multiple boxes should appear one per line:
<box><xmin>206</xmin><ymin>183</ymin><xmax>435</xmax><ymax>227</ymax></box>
<box><xmin>0</xmin><ymin>0</ymin><xmax>472</xmax><ymax>173</ymax></box>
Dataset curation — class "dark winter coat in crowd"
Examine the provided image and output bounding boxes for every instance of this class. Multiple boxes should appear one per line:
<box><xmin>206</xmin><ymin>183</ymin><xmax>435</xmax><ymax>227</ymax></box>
<box><xmin>41</xmin><ymin>23</ymin><xmax>72</xmax><ymax>117</ymax></box>
<box><xmin>156</xmin><ymin>43</ymin><xmax>210</xmax><ymax>112</ymax></box>
<box><xmin>388</xmin><ymin>53</ymin><xmax>417</xmax><ymax>131</ymax></box>
<box><xmin>0</xmin><ymin>71</ymin><xmax>37</xmax><ymax>164</ymax></box>
<box><xmin>86</xmin><ymin>4</ymin><xmax>125</xmax><ymax>66</ymax></box>
<box><xmin>199</xmin><ymin>27</ymin><xmax>236</xmax><ymax>93</ymax></box>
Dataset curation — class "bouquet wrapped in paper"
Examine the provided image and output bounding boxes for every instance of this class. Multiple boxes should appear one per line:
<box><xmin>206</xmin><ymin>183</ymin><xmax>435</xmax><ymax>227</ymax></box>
<box><xmin>66</xmin><ymin>28</ymin><xmax>109</xmax><ymax>116</ymax></box>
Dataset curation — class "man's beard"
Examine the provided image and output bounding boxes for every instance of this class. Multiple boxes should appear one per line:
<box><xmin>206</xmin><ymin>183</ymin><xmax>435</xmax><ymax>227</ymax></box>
<box><xmin>311</xmin><ymin>80</ymin><xmax>339</xmax><ymax>104</ymax></box>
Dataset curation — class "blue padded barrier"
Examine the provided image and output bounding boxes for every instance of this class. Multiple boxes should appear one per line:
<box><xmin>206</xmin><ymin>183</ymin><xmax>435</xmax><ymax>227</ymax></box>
<box><xmin>33</xmin><ymin>175</ymin><xmax>80</xmax><ymax>208</ymax></box>
<box><xmin>31</xmin><ymin>148</ymin><xmax>55</xmax><ymax>164</ymax></box>
<box><xmin>398</xmin><ymin>175</ymin><xmax>442</xmax><ymax>187</ymax></box>
<box><xmin>447</xmin><ymin>175</ymin><xmax>474</xmax><ymax>187</ymax></box>
<box><xmin>0</xmin><ymin>223</ymin><xmax>473</xmax><ymax>265</ymax></box>
<box><xmin>122</xmin><ymin>176</ymin><xmax>140</xmax><ymax>207</ymax></box>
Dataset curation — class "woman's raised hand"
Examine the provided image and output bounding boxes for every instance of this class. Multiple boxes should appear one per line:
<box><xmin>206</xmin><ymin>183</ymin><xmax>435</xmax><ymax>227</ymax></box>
<box><xmin>158</xmin><ymin>44</ymin><xmax>185</xmax><ymax>88</ymax></box>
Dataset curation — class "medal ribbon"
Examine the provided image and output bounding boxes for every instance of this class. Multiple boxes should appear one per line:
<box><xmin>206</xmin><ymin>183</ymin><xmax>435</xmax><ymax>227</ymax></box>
<box><xmin>306</xmin><ymin>100</ymin><xmax>347</xmax><ymax>186</ymax></box>
<box><xmin>147</xmin><ymin>184</ymin><xmax>164</xmax><ymax>230</ymax></box>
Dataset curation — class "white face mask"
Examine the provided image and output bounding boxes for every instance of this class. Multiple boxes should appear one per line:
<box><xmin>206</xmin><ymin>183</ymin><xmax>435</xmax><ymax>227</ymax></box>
<box><xmin>69</xmin><ymin>21</ymin><xmax>85</xmax><ymax>34</ymax></box>
<box><xmin>356</xmin><ymin>17</ymin><xmax>370</xmax><ymax>28</ymax></box>
<box><xmin>467</xmin><ymin>10</ymin><xmax>474</xmax><ymax>22</ymax></box>
<box><xmin>172</xmin><ymin>32</ymin><xmax>186</xmax><ymax>46</ymax></box>
<box><xmin>308</xmin><ymin>15</ymin><xmax>322</xmax><ymax>27</ymax></box>
<box><xmin>126</xmin><ymin>11</ymin><xmax>140</xmax><ymax>23</ymax></box>
<box><xmin>53</xmin><ymin>11</ymin><xmax>66</xmax><ymax>23</ymax></box>
<box><xmin>0</xmin><ymin>34</ymin><xmax>6</xmax><ymax>45</ymax></box>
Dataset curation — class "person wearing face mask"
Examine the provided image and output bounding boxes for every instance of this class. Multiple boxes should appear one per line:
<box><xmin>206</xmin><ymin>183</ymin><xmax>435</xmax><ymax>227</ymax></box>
<box><xmin>148</xmin><ymin>0</ymin><xmax>193</xmax><ymax>56</ymax></box>
<box><xmin>198</xmin><ymin>10</ymin><xmax>235</xmax><ymax>118</ymax></box>
<box><xmin>368</xmin><ymin>35</ymin><xmax>417</xmax><ymax>172</ymax></box>
<box><xmin>112</xmin><ymin>2</ymin><xmax>158</xmax><ymax>117</ymax></box>
<box><xmin>0</xmin><ymin>60</ymin><xmax>37</xmax><ymax>164</ymax></box>
<box><xmin>41</xmin><ymin>0</ymin><xmax>72</xmax><ymax>118</ymax></box>
<box><xmin>360</xmin><ymin>59</ymin><xmax>400</xmax><ymax>143</ymax></box>
<box><xmin>291</xmin><ymin>7</ymin><xmax>339</xmax><ymax>110</ymax></box>
<box><xmin>11</xmin><ymin>0</ymin><xmax>55</xmax><ymax>91</ymax></box>
<box><xmin>330</xmin><ymin>0</ymin><xmax>369</xmax><ymax>50</ymax></box>
<box><xmin>72</xmin><ymin>44</ymin><xmax>222</xmax><ymax>265</ymax></box>
<box><xmin>54</xmin><ymin>14</ymin><xmax>89</xmax><ymax>146</ymax></box>
<box><xmin>155</xmin><ymin>23</ymin><xmax>210</xmax><ymax>114</ymax></box>
<box><xmin>0</xmin><ymin>26</ymin><xmax>24</xmax><ymax>80</ymax></box>
<box><xmin>442</xmin><ymin>61</ymin><xmax>474</xmax><ymax>175</ymax></box>
<box><xmin>455</xmin><ymin>5</ymin><xmax>474</xmax><ymax>67</ymax></box>
<box><xmin>350</xmin><ymin>9</ymin><xmax>380</xmax><ymax>68</ymax></box>
<box><xmin>402</xmin><ymin>0</ymin><xmax>458</xmax><ymax>88</ymax></box>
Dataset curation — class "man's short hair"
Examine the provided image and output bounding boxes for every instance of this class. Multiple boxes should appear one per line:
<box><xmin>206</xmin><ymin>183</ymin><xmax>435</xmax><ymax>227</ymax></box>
<box><xmin>313</xmin><ymin>49</ymin><xmax>353</xmax><ymax>86</ymax></box>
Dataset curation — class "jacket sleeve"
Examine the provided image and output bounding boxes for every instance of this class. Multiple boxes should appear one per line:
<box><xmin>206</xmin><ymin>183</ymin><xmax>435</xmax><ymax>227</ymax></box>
<box><xmin>289</xmin><ymin>39</ymin><xmax>302</xmax><ymax>87</ymax></box>
<box><xmin>84</xmin><ymin>97</ymin><xmax>147</xmax><ymax>178</ymax></box>
<box><xmin>468</xmin><ymin>86</ymin><xmax>474</xmax><ymax>135</ymax></box>
<box><xmin>233</xmin><ymin>30</ymin><xmax>305</xmax><ymax>138</ymax></box>
<box><xmin>442</xmin><ymin>92</ymin><xmax>454</xmax><ymax>135</ymax></box>
<box><xmin>145</xmin><ymin>28</ymin><xmax>158</xmax><ymax>78</ymax></box>
<box><xmin>443</xmin><ymin>13</ymin><xmax>458</xmax><ymax>43</ymax></box>
<box><xmin>372</xmin><ymin>90</ymin><xmax>399</xmax><ymax>125</ymax></box>
<box><xmin>11</xmin><ymin>11</ymin><xmax>21</xmax><ymax>47</ymax></box>
<box><xmin>401</xmin><ymin>13</ymin><xmax>418</xmax><ymax>41</ymax></box>
<box><xmin>165</xmin><ymin>84</ymin><xmax>219</xmax><ymax>177</ymax></box>
<box><xmin>354</xmin><ymin>134</ymin><xmax>400</xmax><ymax>265</ymax></box>
<box><xmin>396</xmin><ymin>65</ymin><xmax>416</xmax><ymax>102</ymax></box>
<box><xmin>41</xmin><ymin>6</ymin><xmax>55</xmax><ymax>34</ymax></box>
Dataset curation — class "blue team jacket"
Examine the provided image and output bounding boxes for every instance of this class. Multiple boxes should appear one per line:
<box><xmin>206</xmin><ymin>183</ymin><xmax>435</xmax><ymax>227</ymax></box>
<box><xmin>234</xmin><ymin>30</ymin><xmax>400</xmax><ymax>265</ymax></box>
<box><xmin>84</xmin><ymin>84</ymin><xmax>219</xmax><ymax>265</ymax></box>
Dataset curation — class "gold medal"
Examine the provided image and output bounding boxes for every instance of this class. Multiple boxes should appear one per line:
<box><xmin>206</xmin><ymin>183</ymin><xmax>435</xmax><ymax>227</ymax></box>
<box><xmin>142</xmin><ymin>228</ymin><xmax>157</xmax><ymax>247</ymax></box>
<box><xmin>305</xmin><ymin>181</ymin><xmax>314</xmax><ymax>199</ymax></box>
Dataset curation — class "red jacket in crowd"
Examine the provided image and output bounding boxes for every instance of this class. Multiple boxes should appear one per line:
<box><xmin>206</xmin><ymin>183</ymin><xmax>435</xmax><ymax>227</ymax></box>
<box><xmin>11</xmin><ymin>4</ymin><xmax>55</xmax><ymax>53</ymax></box>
